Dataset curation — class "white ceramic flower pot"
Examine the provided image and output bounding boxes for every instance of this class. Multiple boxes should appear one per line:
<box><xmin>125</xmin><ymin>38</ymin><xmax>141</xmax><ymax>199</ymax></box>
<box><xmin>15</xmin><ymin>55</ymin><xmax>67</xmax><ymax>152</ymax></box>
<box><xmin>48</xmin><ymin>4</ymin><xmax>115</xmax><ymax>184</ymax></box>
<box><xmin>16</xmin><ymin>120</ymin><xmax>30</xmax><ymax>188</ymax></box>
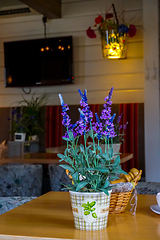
<box><xmin>69</xmin><ymin>190</ymin><xmax>112</xmax><ymax>231</ymax></box>
<box><xmin>14</xmin><ymin>133</ymin><xmax>26</xmax><ymax>141</ymax></box>
<box><xmin>100</xmin><ymin>143</ymin><xmax>121</xmax><ymax>154</ymax></box>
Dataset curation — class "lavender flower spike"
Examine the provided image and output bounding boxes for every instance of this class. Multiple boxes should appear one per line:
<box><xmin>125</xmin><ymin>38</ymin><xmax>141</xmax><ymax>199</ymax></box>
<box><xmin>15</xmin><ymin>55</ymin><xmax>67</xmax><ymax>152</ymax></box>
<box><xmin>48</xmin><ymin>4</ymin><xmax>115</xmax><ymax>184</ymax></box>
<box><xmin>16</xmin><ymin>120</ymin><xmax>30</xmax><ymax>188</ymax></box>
<box><xmin>78</xmin><ymin>108</ymin><xmax>85</xmax><ymax>116</ymax></box>
<box><xmin>59</xmin><ymin>94</ymin><xmax>64</xmax><ymax>106</ymax></box>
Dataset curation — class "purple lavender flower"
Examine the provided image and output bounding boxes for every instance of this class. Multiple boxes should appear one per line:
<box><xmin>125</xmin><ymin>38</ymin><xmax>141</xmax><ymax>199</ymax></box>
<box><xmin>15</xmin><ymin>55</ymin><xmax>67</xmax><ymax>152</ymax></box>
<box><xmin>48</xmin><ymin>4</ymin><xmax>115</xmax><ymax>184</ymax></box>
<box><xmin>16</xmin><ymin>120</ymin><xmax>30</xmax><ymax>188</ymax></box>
<box><xmin>12</xmin><ymin>108</ymin><xmax>17</xmax><ymax>115</ymax></box>
<box><xmin>117</xmin><ymin>113</ymin><xmax>123</xmax><ymax>124</ymax></box>
<box><xmin>119</xmin><ymin>125</ymin><xmax>122</xmax><ymax>130</ymax></box>
<box><xmin>123</xmin><ymin>122</ymin><xmax>128</xmax><ymax>130</ymax></box>
<box><xmin>75</xmin><ymin>89</ymin><xmax>93</xmax><ymax>136</ymax></box>
<box><xmin>95</xmin><ymin>113</ymin><xmax>103</xmax><ymax>140</ymax></box>
<box><xmin>77</xmin><ymin>108</ymin><xmax>87</xmax><ymax>135</ymax></box>
<box><xmin>100</xmin><ymin>87</ymin><xmax>116</xmax><ymax>139</ymax></box>
<box><xmin>59</xmin><ymin>94</ymin><xmax>76</xmax><ymax>137</ymax></box>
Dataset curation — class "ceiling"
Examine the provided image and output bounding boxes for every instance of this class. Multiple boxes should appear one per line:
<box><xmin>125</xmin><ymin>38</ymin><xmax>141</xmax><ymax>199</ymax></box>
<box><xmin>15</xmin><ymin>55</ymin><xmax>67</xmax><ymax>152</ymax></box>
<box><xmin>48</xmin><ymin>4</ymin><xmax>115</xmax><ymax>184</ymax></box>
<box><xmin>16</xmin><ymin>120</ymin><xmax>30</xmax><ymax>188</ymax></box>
<box><xmin>0</xmin><ymin>0</ymin><xmax>61</xmax><ymax>19</ymax></box>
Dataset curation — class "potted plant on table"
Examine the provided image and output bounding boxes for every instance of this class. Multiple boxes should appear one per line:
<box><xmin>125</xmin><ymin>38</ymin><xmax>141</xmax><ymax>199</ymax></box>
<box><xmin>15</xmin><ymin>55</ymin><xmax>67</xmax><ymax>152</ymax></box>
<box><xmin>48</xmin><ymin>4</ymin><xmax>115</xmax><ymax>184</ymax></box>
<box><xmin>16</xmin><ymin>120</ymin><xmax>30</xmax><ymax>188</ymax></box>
<box><xmin>58</xmin><ymin>87</ymin><xmax>127</xmax><ymax>231</ymax></box>
<box><xmin>112</xmin><ymin>113</ymin><xmax>128</xmax><ymax>152</ymax></box>
<box><xmin>9</xmin><ymin>108</ymin><xmax>35</xmax><ymax>141</ymax></box>
<box><xmin>18</xmin><ymin>92</ymin><xmax>50</xmax><ymax>141</ymax></box>
<box><xmin>99</xmin><ymin>113</ymin><xmax>128</xmax><ymax>154</ymax></box>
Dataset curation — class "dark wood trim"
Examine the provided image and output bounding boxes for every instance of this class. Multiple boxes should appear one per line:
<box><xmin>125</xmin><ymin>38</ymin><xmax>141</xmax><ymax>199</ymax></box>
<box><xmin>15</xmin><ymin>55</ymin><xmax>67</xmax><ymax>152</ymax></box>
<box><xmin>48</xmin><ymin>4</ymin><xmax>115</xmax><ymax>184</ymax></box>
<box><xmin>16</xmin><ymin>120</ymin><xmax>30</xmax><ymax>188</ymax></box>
<box><xmin>20</xmin><ymin>0</ymin><xmax>61</xmax><ymax>19</ymax></box>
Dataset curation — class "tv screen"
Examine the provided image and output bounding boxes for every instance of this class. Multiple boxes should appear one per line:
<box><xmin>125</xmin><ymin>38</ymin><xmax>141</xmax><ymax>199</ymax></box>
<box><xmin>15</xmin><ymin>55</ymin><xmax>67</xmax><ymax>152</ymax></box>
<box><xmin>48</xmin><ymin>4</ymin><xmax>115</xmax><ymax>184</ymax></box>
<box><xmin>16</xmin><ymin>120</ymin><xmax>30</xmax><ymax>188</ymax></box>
<box><xmin>4</xmin><ymin>36</ymin><xmax>74</xmax><ymax>87</ymax></box>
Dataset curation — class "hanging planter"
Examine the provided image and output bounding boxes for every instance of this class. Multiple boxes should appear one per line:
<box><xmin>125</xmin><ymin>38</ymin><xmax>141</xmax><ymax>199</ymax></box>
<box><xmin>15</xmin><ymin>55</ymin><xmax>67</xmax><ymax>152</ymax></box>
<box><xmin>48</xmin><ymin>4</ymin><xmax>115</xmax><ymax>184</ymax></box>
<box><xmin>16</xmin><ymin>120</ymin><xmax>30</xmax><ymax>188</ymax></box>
<box><xmin>101</xmin><ymin>30</ymin><xmax>127</xmax><ymax>59</ymax></box>
<box><xmin>86</xmin><ymin>4</ymin><xmax>137</xmax><ymax>59</ymax></box>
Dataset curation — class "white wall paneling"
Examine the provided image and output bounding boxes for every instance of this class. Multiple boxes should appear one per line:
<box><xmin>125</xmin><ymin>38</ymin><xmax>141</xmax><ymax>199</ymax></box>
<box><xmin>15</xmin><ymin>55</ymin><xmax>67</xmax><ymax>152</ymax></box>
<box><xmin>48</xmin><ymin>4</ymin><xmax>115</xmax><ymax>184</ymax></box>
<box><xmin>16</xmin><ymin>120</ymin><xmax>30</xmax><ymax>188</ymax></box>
<box><xmin>143</xmin><ymin>0</ymin><xmax>160</xmax><ymax>182</ymax></box>
<box><xmin>0</xmin><ymin>0</ymin><xmax>143</xmax><ymax>107</ymax></box>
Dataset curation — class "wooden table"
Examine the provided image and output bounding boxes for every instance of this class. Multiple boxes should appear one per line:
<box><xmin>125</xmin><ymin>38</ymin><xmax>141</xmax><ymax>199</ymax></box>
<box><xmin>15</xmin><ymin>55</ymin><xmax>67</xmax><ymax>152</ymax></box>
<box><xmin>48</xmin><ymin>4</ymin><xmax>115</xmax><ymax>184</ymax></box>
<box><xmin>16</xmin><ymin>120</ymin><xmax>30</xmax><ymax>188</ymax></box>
<box><xmin>0</xmin><ymin>192</ymin><xmax>159</xmax><ymax>240</ymax></box>
<box><xmin>0</xmin><ymin>153</ymin><xmax>133</xmax><ymax>165</ymax></box>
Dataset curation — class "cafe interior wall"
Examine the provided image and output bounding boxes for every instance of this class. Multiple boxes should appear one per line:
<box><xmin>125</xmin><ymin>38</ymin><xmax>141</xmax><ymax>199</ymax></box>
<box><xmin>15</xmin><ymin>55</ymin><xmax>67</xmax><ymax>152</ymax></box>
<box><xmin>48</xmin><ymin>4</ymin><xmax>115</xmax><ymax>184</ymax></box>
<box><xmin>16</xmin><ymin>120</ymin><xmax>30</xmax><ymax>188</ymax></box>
<box><xmin>0</xmin><ymin>0</ymin><xmax>147</xmax><ymax>179</ymax></box>
<box><xmin>0</xmin><ymin>0</ymin><xmax>143</xmax><ymax>107</ymax></box>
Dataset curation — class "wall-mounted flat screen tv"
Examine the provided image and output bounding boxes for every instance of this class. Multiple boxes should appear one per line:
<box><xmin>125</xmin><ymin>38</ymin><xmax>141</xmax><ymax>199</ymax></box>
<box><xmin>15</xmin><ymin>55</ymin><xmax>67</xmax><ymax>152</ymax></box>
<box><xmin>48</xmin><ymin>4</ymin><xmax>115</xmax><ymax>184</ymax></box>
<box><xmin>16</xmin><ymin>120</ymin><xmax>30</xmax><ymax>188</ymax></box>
<box><xmin>4</xmin><ymin>36</ymin><xmax>74</xmax><ymax>87</ymax></box>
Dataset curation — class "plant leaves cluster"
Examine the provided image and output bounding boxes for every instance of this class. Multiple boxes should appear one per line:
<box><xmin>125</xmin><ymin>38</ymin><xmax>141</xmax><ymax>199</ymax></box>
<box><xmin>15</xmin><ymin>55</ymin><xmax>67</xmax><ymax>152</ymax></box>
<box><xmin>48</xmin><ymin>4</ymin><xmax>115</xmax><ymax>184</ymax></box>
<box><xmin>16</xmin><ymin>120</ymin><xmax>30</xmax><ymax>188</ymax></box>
<box><xmin>9</xmin><ymin>92</ymin><xmax>50</xmax><ymax>137</ymax></box>
<box><xmin>58</xmin><ymin>130</ymin><xmax>126</xmax><ymax>195</ymax></box>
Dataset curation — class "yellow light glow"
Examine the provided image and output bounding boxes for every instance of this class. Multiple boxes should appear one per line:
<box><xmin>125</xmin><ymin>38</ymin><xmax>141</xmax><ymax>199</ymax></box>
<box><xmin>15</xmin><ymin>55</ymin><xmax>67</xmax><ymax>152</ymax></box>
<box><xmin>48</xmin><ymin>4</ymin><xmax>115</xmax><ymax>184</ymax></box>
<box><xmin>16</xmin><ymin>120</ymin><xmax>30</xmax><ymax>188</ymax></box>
<box><xmin>40</xmin><ymin>48</ymin><xmax>44</xmax><ymax>52</ymax></box>
<box><xmin>58</xmin><ymin>46</ymin><xmax>61</xmax><ymax>49</ymax></box>
<box><xmin>8</xmin><ymin>76</ymin><xmax>12</xmax><ymax>84</ymax></box>
<box><xmin>45</xmin><ymin>46</ymin><xmax>49</xmax><ymax>51</ymax></box>
<box><xmin>101</xmin><ymin>31</ymin><xmax>127</xmax><ymax>59</ymax></box>
<box><xmin>68</xmin><ymin>45</ymin><xmax>70</xmax><ymax>49</ymax></box>
<box><xmin>61</xmin><ymin>47</ymin><xmax>64</xmax><ymax>50</ymax></box>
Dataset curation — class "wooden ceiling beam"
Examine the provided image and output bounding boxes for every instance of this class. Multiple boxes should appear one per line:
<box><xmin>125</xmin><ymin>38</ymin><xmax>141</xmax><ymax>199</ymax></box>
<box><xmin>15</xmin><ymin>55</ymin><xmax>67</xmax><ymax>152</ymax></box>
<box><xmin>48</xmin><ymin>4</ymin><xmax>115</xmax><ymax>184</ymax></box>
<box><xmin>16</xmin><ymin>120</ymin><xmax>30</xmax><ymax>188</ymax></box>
<box><xmin>19</xmin><ymin>0</ymin><xmax>61</xmax><ymax>19</ymax></box>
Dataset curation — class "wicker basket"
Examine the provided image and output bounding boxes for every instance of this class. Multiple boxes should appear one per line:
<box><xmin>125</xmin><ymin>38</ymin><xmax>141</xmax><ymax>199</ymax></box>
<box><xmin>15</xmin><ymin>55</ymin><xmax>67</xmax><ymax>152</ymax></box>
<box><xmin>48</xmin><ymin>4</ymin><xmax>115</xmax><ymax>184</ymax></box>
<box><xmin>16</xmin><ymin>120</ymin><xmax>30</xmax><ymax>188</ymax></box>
<box><xmin>109</xmin><ymin>190</ymin><xmax>133</xmax><ymax>214</ymax></box>
<box><xmin>109</xmin><ymin>169</ymin><xmax>142</xmax><ymax>214</ymax></box>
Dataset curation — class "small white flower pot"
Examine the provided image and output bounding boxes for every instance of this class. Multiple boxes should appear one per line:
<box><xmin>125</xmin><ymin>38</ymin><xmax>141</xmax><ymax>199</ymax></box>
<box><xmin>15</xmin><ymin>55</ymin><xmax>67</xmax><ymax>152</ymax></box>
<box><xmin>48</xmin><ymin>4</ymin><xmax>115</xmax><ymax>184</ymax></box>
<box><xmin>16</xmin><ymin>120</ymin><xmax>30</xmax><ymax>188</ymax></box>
<box><xmin>100</xmin><ymin>143</ymin><xmax>121</xmax><ymax>154</ymax></box>
<box><xmin>69</xmin><ymin>190</ymin><xmax>112</xmax><ymax>231</ymax></box>
<box><xmin>14</xmin><ymin>133</ymin><xmax>26</xmax><ymax>141</ymax></box>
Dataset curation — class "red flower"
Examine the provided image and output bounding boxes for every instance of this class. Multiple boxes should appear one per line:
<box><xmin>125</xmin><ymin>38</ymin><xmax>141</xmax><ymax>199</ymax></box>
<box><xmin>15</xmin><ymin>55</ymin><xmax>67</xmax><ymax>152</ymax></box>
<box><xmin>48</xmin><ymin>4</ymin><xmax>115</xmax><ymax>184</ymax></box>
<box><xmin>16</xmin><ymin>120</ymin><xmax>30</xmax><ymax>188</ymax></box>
<box><xmin>86</xmin><ymin>27</ymin><xmax>96</xmax><ymax>38</ymax></box>
<box><xmin>105</xmin><ymin>13</ymin><xmax>113</xmax><ymax>19</ymax></box>
<box><xmin>95</xmin><ymin>15</ymin><xmax>102</xmax><ymax>24</ymax></box>
<box><xmin>128</xmin><ymin>25</ymin><xmax>137</xmax><ymax>38</ymax></box>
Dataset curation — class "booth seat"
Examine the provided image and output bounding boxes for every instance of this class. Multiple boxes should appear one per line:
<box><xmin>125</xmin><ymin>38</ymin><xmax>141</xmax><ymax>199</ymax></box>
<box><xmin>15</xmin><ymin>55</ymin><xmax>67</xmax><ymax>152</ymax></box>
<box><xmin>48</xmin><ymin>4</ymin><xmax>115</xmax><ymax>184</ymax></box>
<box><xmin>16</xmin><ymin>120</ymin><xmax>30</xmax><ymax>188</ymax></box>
<box><xmin>0</xmin><ymin>164</ymin><xmax>43</xmax><ymax>197</ymax></box>
<box><xmin>0</xmin><ymin>196</ymin><xmax>36</xmax><ymax>215</ymax></box>
<box><xmin>136</xmin><ymin>182</ymin><xmax>160</xmax><ymax>195</ymax></box>
<box><xmin>48</xmin><ymin>164</ymin><xmax>70</xmax><ymax>192</ymax></box>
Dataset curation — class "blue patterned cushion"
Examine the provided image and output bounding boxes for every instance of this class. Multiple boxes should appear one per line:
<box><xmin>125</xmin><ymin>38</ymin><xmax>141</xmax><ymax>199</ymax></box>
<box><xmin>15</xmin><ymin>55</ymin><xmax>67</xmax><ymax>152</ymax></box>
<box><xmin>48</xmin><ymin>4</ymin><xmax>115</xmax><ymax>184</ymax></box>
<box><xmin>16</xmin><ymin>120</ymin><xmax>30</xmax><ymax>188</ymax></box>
<box><xmin>48</xmin><ymin>164</ymin><xmax>71</xmax><ymax>192</ymax></box>
<box><xmin>136</xmin><ymin>182</ymin><xmax>160</xmax><ymax>195</ymax></box>
<box><xmin>0</xmin><ymin>164</ymin><xmax>43</xmax><ymax>197</ymax></box>
<box><xmin>0</xmin><ymin>197</ymin><xmax>36</xmax><ymax>215</ymax></box>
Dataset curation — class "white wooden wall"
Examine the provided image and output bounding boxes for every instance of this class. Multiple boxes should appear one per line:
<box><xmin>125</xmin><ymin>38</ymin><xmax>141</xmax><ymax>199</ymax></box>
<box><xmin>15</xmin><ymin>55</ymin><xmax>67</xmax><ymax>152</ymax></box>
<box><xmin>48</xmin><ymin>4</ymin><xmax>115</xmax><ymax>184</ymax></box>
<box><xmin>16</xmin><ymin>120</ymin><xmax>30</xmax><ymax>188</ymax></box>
<box><xmin>0</xmin><ymin>0</ymin><xmax>143</xmax><ymax>107</ymax></box>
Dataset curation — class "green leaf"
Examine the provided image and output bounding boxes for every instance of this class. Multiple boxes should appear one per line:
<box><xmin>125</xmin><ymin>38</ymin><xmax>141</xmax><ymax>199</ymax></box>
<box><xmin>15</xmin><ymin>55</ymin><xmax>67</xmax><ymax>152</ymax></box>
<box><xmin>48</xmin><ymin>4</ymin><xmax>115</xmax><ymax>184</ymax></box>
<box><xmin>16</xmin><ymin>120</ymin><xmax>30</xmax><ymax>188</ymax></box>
<box><xmin>76</xmin><ymin>181</ymin><xmax>88</xmax><ymax>191</ymax></box>
<box><xmin>102</xmin><ymin>188</ymin><xmax>109</xmax><ymax>196</ymax></box>
<box><xmin>114</xmin><ymin>155</ymin><xmax>120</xmax><ymax>165</ymax></box>
<box><xmin>104</xmin><ymin>179</ymin><xmax>110</xmax><ymax>188</ymax></box>
<box><xmin>57</xmin><ymin>153</ymin><xmax>65</xmax><ymax>159</ymax></box>
<box><xmin>68</xmin><ymin>131</ymin><xmax>74</xmax><ymax>141</ymax></box>
<box><xmin>84</xmin><ymin>211</ymin><xmax>90</xmax><ymax>215</ymax></box>
<box><xmin>59</xmin><ymin>164</ymin><xmax>74</xmax><ymax>173</ymax></box>
<box><xmin>72</xmin><ymin>172</ymin><xmax>79</xmax><ymax>181</ymax></box>
<box><xmin>62</xmin><ymin>137</ymin><xmax>70</xmax><ymax>142</ymax></box>
<box><xmin>80</xmin><ymin>144</ymin><xmax>84</xmax><ymax>153</ymax></box>
<box><xmin>82</xmin><ymin>203</ymin><xmax>87</xmax><ymax>208</ymax></box>
<box><xmin>109</xmin><ymin>147</ymin><xmax>113</xmax><ymax>158</ymax></box>
<box><xmin>90</xmin><ymin>201</ymin><xmax>96</xmax><ymax>207</ymax></box>
<box><xmin>92</xmin><ymin>212</ymin><xmax>97</xmax><ymax>218</ymax></box>
<box><xmin>95</xmin><ymin>167</ymin><xmax>109</xmax><ymax>173</ymax></box>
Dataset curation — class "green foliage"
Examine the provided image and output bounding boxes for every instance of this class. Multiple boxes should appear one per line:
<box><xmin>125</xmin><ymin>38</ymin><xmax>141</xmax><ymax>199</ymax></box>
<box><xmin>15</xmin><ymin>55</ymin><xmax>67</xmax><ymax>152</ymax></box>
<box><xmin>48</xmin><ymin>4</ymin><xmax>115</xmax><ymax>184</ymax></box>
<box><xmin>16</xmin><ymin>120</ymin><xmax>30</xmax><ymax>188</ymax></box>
<box><xmin>19</xmin><ymin>92</ymin><xmax>50</xmax><ymax>136</ymax></box>
<box><xmin>58</xmin><ymin>132</ymin><xmax>126</xmax><ymax>195</ymax></box>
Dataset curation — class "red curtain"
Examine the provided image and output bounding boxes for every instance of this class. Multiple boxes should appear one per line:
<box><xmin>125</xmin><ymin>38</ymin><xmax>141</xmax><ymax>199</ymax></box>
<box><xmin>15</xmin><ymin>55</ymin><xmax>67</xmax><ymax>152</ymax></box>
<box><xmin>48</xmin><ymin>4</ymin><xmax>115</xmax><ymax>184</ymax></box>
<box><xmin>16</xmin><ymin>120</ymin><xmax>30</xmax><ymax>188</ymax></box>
<box><xmin>119</xmin><ymin>103</ymin><xmax>139</xmax><ymax>172</ymax></box>
<box><xmin>46</xmin><ymin>106</ymin><xmax>62</xmax><ymax>148</ymax></box>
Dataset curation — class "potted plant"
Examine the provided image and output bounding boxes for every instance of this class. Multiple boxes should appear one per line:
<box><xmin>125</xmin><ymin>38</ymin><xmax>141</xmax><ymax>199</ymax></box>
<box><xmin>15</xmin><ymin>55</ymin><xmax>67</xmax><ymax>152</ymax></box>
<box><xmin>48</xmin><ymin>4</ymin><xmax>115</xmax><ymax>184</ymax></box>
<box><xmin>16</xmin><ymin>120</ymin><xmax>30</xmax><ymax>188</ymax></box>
<box><xmin>99</xmin><ymin>113</ymin><xmax>128</xmax><ymax>154</ymax></box>
<box><xmin>18</xmin><ymin>92</ymin><xmax>50</xmax><ymax>140</ymax></box>
<box><xmin>112</xmin><ymin>113</ymin><xmax>128</xmax><ymax>152</ymax></box>
<box><xmin>86</xmin><ymin>4</ymin><xmax>137</xmax><ymax>58</ymax></box>
<box><xmin>58</xmin><ymin>87</ymin><xmax>126</xmax><ymax>231</ymax></box>
<box><xmin>9</xmin><ymin>108</ymin><xmax>35</xmax><ymax>141</ymax></box>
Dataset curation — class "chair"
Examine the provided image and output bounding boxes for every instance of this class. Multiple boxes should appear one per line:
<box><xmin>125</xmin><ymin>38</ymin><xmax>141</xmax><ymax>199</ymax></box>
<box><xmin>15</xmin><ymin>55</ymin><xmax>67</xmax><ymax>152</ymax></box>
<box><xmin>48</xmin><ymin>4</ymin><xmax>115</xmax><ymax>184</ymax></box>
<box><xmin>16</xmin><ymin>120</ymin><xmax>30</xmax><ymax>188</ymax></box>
<box><xmin>136</xmin><ymin>182</ymin><xmax>160</xmax><ymax>194</ymax></box>
<box><xmin>48</xmin><ymin>164</ymin><xmax>71</xmax><ymax>192</ymax></box>
<box><xmin>0</xmin><ymin>164</ymin><xmax>43</xmax><ymax>197</ymax></box>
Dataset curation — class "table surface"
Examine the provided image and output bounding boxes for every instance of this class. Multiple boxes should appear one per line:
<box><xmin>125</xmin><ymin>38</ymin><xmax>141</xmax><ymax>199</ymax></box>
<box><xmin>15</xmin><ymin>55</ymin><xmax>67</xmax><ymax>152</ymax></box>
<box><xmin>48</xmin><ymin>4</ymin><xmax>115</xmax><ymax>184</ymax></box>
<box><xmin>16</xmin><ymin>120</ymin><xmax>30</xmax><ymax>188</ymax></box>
<box><xmin>0</xmin><ymin>152</ymin><xmax>133</xmax><ymax>165</ymax></box>
<box><xmin>0</xmin><ymin>192</ymin><xmax>159</xmax><ymax>240</ymax></box>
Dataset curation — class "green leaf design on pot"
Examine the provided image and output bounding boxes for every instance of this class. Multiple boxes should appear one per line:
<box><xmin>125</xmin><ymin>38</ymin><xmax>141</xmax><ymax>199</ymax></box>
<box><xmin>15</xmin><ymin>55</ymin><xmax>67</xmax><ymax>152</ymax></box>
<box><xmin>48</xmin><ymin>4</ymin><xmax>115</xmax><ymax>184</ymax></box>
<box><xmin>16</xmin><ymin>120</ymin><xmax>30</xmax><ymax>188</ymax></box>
<box><xmin>82</xmin><ymin>200</ymin><xmax>97</xmax><ymax>218</ymax></box>
<box><xmin>84</xmin><ymin>211</ymin><xmax>90</xmax><ymax>215</ymax></box>
<box><xmin>92</xmin><ymin>212</ymin><xmax>97</xmax><ymax>218</ymax></box>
